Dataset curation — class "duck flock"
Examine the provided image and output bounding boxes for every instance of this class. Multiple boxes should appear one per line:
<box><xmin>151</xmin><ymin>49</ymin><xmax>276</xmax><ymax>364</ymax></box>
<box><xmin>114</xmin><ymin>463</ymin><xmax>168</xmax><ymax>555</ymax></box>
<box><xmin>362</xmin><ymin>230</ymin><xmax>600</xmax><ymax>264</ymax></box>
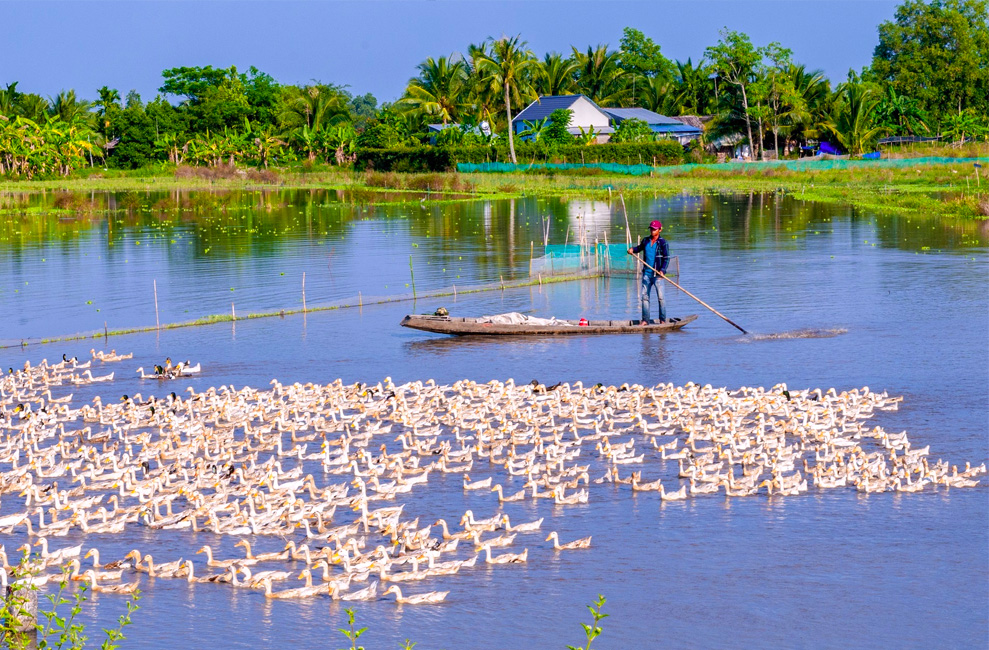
<box><xmin>0</xmin><ymin>350</ymin><xmax>983</xmax><ymax>605</ymax></box>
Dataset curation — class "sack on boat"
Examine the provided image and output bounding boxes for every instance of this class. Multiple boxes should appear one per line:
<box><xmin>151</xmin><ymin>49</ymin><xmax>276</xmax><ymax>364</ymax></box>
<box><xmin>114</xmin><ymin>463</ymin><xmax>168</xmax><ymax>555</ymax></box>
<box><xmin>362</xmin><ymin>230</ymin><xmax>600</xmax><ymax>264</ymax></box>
<box><xmin>479</xmin><ymin>312</ymin><xmax>573</xmax><ymax>326</ymax></box>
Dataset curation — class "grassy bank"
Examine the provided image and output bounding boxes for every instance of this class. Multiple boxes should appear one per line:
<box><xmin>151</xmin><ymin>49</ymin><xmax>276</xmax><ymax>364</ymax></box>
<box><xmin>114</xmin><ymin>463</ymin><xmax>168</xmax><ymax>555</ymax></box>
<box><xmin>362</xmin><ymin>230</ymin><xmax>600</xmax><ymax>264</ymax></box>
<box><xmin>2</xmin><ymin>153</ymin><xmax>987</xmax><ymax>219</ymax></box>
<box><xmin>462</xmin><ymin>160</ymin><xmax>989</xmax><ymax>219</ymax></box>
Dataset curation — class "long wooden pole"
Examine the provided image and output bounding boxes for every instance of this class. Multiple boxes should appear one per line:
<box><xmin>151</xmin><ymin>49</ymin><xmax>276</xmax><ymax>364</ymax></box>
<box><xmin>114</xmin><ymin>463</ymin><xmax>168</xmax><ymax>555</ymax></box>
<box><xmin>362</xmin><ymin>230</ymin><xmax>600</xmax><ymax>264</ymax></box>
<box><xmin>630</xmin><ymin>253</ymin><xmax>748</xmax><ymax>334</ymax></box>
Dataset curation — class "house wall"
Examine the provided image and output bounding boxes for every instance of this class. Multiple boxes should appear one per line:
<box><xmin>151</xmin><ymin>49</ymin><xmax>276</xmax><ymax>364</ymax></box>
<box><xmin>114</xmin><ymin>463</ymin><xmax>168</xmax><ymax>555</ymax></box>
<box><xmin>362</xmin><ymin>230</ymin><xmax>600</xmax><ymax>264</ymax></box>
<box><xmin>569</xmin><ymin>97</ymin><xmax>611</xmax><ymax>131</ymax></box>
<box><xmin>515</xmin><ymin>96</ymin><xmax>610</xmax><ymax>134</ymax></box>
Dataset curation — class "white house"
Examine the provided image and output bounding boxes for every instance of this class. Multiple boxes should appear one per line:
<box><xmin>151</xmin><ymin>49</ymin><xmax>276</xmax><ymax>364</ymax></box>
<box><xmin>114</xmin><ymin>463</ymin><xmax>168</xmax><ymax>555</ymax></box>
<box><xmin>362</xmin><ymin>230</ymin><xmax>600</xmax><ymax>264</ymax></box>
<box><xmin>511</xmin><ymin>95</ymin><xmax>614</xmax><ymax>143</ymax></box>
<box><xmin>512</xmin><ymin>95</ymin><xmax>703</xmax><ymax>144</ymax></box>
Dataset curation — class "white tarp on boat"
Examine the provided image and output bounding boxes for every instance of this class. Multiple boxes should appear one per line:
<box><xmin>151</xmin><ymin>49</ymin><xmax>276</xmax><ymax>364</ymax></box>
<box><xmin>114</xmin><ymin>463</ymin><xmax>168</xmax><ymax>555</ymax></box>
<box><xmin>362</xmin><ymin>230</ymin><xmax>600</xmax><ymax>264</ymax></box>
<box><xmin>479</xmin><ymin>312</ymin><xmax>574</xmax><ymax>326</ymax></box>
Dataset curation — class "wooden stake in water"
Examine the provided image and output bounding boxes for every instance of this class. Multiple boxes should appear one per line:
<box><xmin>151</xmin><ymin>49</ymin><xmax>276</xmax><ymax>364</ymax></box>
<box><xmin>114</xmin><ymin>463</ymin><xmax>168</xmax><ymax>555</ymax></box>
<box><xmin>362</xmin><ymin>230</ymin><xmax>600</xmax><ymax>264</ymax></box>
<box><xmin>358</xmin><ymin>291</ymin><xmax>363</xmax><ymax>309</ymax></box>
<box><xmin>104</xmin><ymin>321</ymin><xmax>108</xmax><ymax>341</ymax></box>
<box><xmin>409</xmin><ymin>255</ymin><xmax>416</xmax><ymax>299</ymax></box>
<box><xmin>500</xmin><ymin>275</ymin><xmax>505</xmax><ymax>291</ymax></box>
<box><xmin>529</xmin><ymin>241</ymin><xmax>534</xmax><ymax>275</ymax></box>
<box><xmin>302</xmin><ymin>272</ymin><xmax>307</xmax><ymax>313</ymax></box>
<box><xmin>231</xmin><ymin>302</ymin><xmax>236</xmax><ymax>321</ymax></box>
<box><xmin>453</xmin><ymin>284</ymin><xmax>457</xmax><ymax>300</ymax></box>
<box><xmin>153</xmin><ymin>280</ymin><xmax>160</xmax><ymax>330</ymax></box>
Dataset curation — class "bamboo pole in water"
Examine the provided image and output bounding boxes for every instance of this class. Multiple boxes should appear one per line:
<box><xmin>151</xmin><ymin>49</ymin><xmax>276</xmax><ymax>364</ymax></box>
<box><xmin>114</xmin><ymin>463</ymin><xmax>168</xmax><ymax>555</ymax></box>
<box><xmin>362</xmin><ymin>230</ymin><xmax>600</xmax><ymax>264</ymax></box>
<box><xmin>231</xmin><ymin>302</ymin><xmax>236</xmax><ymax>321</ymax></box>
<box><xmin>302</xmin><ymin>272</ymin><xmax>307</xmax><ymax>313</ymax></box>
<box><xmin>409</xmin><ymin>255</ymin><xmax>416</xmax><ymax>299</ymax></box>
<box><xmin>153</xmin><ymin>280</ymin><xmax>160</xmax><ymax>330</ymax></box>
<box><xmin>620</xmin><ymin>193</ymin><xmax>632</xmax><ymax>247</ymax></box>
<box><xmin>630</xmin><ymin>252</ymin><xmax>748</xmax><ymax>334</ymax></box>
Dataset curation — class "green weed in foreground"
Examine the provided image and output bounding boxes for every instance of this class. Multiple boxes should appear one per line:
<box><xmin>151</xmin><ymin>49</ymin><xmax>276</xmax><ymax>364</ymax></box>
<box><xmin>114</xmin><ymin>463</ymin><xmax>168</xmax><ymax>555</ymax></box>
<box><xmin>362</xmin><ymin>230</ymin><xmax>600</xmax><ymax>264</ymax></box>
<box><xmin>331</xmin><ymin>596</ymin><xmax>611</xmax><ymax>649</ymax></box>
<box><xmin>337</xmin><ymin>607</ymin><xmax>368</xmax><ymax>650</ymax></box>
<box><xmin>568</xmin><ymin>594</ymin><xmax>609</xmax><ymax>650</ymax></box>
<box><xmin>0</xmin><ymin>556</ymin><xmax>140</xmax><ymax>650</ymax></box>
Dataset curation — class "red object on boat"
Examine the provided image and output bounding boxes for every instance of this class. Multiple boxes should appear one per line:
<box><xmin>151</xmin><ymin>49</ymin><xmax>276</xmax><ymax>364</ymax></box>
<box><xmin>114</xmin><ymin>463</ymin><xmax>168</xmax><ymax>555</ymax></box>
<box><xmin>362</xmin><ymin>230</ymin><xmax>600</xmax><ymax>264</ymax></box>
<box><xmin>578</xmin><ymin>318</ymin><xmax>589</xmax><ymax>326</ymax></box>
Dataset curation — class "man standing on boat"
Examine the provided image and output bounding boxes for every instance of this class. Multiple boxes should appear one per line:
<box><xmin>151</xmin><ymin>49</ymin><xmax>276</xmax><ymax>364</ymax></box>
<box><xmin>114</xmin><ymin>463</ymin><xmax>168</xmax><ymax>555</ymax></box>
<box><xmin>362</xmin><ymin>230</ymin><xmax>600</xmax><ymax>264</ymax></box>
<box><xmin>628</xmin><ymin>220</ymin><xmax>669</xmax><ymax>325</ymax></box>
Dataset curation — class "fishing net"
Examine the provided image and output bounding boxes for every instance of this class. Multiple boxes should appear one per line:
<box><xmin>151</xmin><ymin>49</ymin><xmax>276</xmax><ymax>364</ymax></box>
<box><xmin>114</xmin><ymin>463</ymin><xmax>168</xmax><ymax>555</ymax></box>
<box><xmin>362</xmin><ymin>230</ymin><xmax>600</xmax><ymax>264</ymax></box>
<box><xmin>530</xmin><ymin>244</ymin><xmax>678</xmax><ymax>279</ymax></box>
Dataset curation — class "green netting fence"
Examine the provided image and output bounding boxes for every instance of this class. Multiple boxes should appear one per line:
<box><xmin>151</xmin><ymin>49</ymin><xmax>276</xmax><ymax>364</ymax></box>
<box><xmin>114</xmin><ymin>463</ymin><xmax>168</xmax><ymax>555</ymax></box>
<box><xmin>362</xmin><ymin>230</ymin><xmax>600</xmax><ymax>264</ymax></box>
<box><xmin>531</xmin><ymin>243</ymin><xmax>679</xmax><ymax>278</ymax></box>
<box><xmin>458</xmin><ymin>156</ymin><xmax>989</xmax><ymax>176</ymax></box>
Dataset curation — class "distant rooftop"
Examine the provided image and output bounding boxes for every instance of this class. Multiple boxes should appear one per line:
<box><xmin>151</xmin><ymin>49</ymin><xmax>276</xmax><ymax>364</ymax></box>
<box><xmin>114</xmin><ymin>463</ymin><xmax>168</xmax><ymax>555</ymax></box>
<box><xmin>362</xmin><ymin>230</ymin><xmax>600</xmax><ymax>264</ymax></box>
<box><xmin>512</xmin><ymin>95</ymin><xmax>591</xmax><ymax>124</ymax></box>
<box><xmin>602</xmin><ymin>107</ymin><xmax>683</xmax><ymax>126</ymax></box>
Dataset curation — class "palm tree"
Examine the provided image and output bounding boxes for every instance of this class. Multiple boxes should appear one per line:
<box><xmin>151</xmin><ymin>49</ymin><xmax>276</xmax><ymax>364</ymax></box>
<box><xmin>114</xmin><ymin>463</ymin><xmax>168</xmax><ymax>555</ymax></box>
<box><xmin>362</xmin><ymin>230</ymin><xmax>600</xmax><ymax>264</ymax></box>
<box><xmin>784</xmin><ymin>64</ymin><xmax>829</xmax><ymax>147</ymax></box>
<box><xmin>669</xmin><ymin>58</ymin><xmax>712</xmax><ymax>115</ymax></box>
<box><xmin>820</xmin><ymin>83</ymin><xmax>885</xmax><ymax>154</ymax></box>
<box><xmin>475</xmin><ymin>35</ymin><xmax>538</xmax><ymax>164</ymax></box>
<box><xmin>400</xmin><ymin>56</ymin><xmax>468</xmax><ymax>126</ymax></box>
<box><xmin>95</xmin><ymin>86</ymin><xmax>120</xmax><ymax>115</ymax></box>
<box><xmin>0</xmin><ymin>82</ymin><xmax>19</xmax><ymax>117</ymax></box>
<box><xmin>535</xmin><ymin>53</ymin><xmax>578</xmax><ymax>97</ymax></box>
<box><xmin>94</xmin><ymin>86</ymin><xmax>121</xmax><ymax>136</ymax></box>
<box><xmin>278</xmin><ymin>85</ymin><xmax>350</xmax><ymax>133</ymax></box>
<box><xmin>48</xmin><ymin>90</ymin><xmax>93</xmax><ymax>127</ymax></box>
<box><xmin>636</xmin><ymin>76</ymin><xmax>675</xmax><ymax>115</ymax></box>
<box><xmin>571</xmin><ymin>45</ymin><xmax>629</xmax><ymax>107</ymax></box>
<box><xmin>462</xmin><ymin>42</ymin><xmax>501</xmax><ymax>127</ymax></box>
<box><xmin>16</xmin><ymin>94</ymin><xmax>49</xmax><ymax>124</ymax></box>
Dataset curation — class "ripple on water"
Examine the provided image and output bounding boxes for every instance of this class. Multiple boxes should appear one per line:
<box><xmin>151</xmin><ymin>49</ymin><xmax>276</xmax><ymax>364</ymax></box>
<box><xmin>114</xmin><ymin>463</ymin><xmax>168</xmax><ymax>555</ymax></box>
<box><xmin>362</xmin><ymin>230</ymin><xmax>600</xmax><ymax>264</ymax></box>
<box><xmin>744</xmin><ymin>327</ymin><xmax>849</xmax><ymax>341</ymax></box>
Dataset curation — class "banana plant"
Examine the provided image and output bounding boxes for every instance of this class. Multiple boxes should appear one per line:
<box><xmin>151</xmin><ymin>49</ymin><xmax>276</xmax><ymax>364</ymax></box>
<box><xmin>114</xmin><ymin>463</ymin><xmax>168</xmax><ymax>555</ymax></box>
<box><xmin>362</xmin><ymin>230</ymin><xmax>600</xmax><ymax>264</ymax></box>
<box><xmin>517</xmin><ymin>117</ymin><xmax>547</xmax><ymax>141</ymax></box>
<box><xmin>576</xmin><ymin>125</ymin><xmax>598</xmax><ymax>145</ymax></box>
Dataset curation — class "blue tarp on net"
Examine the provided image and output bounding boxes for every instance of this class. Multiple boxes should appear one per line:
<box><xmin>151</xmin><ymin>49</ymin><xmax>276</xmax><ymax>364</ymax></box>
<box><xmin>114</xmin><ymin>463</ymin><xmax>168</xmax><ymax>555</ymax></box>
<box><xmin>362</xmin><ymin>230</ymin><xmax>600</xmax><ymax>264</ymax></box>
<box><xmin>531</xmin><ymin>244</ymin><xmax>677</xmax><ymax>277</ymax></box>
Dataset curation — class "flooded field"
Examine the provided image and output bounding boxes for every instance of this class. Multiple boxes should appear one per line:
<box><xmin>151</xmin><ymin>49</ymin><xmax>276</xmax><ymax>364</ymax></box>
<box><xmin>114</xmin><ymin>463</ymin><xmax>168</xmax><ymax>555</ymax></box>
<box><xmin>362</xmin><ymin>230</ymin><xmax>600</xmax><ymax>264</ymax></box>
<box><xmin>0</xmin><ymin>190</ymin><xmax>986</xmax><ymax>649</ymax></box>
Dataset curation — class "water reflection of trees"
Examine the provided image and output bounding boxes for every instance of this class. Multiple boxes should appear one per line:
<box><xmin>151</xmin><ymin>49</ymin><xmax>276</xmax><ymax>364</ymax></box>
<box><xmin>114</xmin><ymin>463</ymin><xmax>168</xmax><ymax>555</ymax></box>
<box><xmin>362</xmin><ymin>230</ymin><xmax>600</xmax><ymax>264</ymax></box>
<box><xmin>0</xmin><ymin>190</ymin><xmax>984</xmax><ymax>267</ymax></box>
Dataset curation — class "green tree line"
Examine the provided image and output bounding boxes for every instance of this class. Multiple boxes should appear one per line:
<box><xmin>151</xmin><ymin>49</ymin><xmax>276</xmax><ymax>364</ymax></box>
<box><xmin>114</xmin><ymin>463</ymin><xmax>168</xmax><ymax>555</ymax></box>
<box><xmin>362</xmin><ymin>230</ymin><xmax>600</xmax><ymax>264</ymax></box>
<box><xmin>1</xmin><ymin>0</ymin><xmax>986</xmax><ymax>178</ymax></box>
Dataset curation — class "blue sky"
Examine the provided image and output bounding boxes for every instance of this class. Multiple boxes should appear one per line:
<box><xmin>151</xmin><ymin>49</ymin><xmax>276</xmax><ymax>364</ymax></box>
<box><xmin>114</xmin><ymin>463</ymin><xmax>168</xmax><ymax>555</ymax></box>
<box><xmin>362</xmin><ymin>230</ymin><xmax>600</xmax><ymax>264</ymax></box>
<box><xmin>2</xmin><ymin>1</ymin><xmax>900</xmax><ymax>103</ymax></box>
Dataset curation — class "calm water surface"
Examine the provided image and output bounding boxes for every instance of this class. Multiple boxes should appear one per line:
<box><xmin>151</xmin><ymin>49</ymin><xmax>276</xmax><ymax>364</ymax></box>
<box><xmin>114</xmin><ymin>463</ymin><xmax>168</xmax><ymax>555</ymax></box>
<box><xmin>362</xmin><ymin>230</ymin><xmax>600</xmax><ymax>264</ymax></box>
<box><xmin>0</xmin><ymin>191</ymin><xmax>986</xmax><ymax>649</ymax></box>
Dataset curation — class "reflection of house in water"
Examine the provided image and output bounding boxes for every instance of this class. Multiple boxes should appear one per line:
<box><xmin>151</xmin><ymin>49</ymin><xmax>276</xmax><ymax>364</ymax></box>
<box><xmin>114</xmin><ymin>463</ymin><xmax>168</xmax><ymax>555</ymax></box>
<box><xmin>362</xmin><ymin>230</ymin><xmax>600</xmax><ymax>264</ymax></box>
<box><xmin>566</xmin><ymin>200</ymin><xmax>612</xmax><ymax>239</ymax></box>
<box><xmin>482</xmin><ymin>201</ymin><xmax>492</xmax><ymax>235</ymax></box>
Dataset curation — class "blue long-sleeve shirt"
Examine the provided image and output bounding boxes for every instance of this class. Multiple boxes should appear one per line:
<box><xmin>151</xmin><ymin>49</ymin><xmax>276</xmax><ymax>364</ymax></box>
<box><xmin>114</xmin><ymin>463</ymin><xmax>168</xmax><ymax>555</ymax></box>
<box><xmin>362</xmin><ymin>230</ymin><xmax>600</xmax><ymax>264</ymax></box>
<box><xmin>632</xmin><ymin>235</ymin><xmax>670</xmax><ymax>274</ymax></box>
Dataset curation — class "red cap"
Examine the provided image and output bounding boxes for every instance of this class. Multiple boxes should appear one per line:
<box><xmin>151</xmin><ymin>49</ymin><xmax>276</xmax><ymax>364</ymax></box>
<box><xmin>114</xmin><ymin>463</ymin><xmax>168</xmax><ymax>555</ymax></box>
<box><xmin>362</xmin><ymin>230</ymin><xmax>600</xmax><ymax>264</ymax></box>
<box><xmin>649</xmin><ymin>220</ymin><xmax>662</xmax><ymax>230</ymax></box>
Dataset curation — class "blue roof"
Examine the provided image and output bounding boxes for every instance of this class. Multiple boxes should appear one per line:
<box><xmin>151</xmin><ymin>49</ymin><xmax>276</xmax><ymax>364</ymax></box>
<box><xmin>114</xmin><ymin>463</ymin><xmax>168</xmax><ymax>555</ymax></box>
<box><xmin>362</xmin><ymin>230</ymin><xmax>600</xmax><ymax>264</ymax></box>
<box><xmin>650</xmin><ymin>123</ymin><xmax>703</xmax><ymax>134</ymax></box>
<box><xmin>512</xmin><ymin>95</ymin><xmax>597</xmax><ymax>124</ymax></box>
<box><xmin>603</xmin><ymin>108</ymin><xmax>683</xmax><ymax>126</ymax></box>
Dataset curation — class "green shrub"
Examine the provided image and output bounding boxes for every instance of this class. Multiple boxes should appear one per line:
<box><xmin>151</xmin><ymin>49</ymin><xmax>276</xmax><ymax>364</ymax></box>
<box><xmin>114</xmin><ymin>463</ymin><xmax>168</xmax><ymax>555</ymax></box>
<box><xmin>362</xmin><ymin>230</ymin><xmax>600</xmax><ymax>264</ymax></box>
<box><xmin>355</xmin><ymin>140</ymin><xmax>683</xmax><ymax>172</ymax></box>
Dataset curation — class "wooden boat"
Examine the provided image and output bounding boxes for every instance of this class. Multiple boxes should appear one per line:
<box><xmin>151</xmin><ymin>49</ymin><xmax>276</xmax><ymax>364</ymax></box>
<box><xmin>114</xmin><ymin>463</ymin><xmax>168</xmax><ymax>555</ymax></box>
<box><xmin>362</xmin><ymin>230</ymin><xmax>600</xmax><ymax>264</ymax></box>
<box><xmin>400</xmin><ymin>314</ymin><xmax>698</xmax><ymax>336</ymax></box>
